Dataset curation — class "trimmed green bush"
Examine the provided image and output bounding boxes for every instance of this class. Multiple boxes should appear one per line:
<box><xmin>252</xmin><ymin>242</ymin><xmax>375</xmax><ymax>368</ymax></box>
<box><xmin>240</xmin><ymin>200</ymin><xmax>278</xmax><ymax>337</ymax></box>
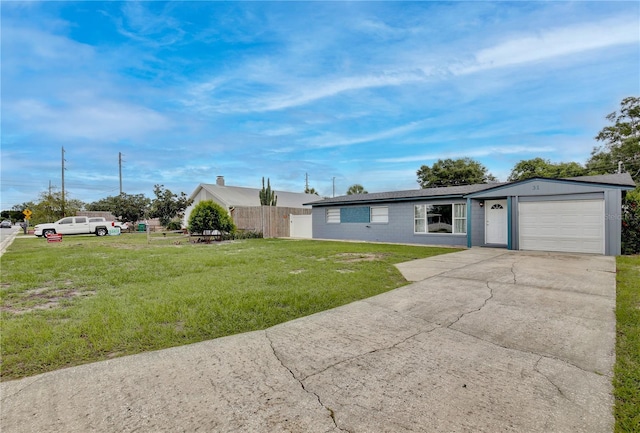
<box><xmin>188</xmin><ymin>200</ymin><xmax>236</xmax><ymax>236</ymax></box>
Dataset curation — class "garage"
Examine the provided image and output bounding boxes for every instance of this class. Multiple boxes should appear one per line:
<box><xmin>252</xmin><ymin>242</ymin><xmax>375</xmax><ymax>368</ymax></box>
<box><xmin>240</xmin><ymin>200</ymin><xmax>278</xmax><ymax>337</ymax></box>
<box><xmin>518</xmin><ymin>199</ymin><xmax>604</xmax><ymax>254</ymax></box>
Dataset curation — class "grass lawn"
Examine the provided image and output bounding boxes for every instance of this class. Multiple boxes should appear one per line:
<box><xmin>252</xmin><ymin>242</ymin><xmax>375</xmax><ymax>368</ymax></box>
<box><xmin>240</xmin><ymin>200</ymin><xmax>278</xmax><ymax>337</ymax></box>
<box><xmin>0</xmin><ymin>235</ymin><xmax>458</xmax><ymax>380</ymax></box>
<box><xmin>615</xmin><ymin>255</ymin><xmax>640</xmax><ymax>433</ymax></box>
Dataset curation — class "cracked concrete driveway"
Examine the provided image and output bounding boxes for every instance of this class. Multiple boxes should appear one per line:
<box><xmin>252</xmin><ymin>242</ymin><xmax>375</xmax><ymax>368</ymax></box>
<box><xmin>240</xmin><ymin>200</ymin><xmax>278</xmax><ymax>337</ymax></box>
<box><xmin>0</xmin><ymin>248</ymin><xmax>616</xmax><ymax>432</ymax></box>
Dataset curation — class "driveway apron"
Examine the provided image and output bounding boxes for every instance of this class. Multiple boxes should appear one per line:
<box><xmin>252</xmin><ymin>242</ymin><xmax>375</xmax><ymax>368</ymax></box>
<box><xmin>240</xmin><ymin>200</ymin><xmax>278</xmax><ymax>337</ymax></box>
<box><xmin>0</xmin><ymin>248</ymin><xmax>616</xmax><ymax>432</ymax></box>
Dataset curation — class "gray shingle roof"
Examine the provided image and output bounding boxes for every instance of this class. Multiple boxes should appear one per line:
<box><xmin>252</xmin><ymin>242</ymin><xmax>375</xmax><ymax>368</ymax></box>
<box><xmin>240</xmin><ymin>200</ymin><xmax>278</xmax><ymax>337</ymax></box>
<box><xmin>194</xmin><ymin>184</ymin><xmax>319</xmax><ymax>208</ymax></box>
<box><xmin>306</xmin><ymin>172</ymin><xmax>636</xmax><ymax>207</ymax></box>
<box><xmin>306</xmin><ymin>183</ymin><xmax>502</xmax><ymax>206</ymax></box>
<box><xmin>562</xmin><ymin>172</ymin><xmax>636</xmax><ymax>187</ymax></box>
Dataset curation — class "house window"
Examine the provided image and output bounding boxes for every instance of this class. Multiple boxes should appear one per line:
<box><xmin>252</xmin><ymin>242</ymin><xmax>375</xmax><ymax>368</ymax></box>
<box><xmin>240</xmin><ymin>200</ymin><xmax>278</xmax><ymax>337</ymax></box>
<box><xmin>454</xmin><ymin>204</ymin><xmax>467</xmax><ymax>234</ymax></box>
<box><xmin>370</xmin><ymin>206</ymin><xmax>388</xmax><ymax>223</ymax></box>
<box><xmin>326</xmin><ymin>208</ymin><xmax>340</xmax><ymax>224</ymax></box>
<box><xmin>414</xmin><ymin>203</ymin><xmax>466</xmax><ymax>234</ymax></box>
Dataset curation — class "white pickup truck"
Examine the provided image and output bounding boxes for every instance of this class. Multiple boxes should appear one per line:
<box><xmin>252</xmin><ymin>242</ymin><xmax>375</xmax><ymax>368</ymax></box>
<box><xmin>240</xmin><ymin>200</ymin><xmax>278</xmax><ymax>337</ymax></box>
<box><xmin>34</xmin><ymin>216</ymin><xmax>128</xmax><ymax>237</ymax></box>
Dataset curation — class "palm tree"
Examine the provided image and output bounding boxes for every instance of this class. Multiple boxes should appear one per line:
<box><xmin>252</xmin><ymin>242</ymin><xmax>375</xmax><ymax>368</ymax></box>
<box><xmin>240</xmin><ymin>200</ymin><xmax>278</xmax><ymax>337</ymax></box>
<box><xmin>346</xmin><ymin>184</ymin><xmax>368</xmax><ymax>195</ymax></box>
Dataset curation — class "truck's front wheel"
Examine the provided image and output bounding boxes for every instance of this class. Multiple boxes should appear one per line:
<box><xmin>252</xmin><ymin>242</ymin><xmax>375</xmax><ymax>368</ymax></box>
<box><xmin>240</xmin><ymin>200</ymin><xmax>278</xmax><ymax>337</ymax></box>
<box><xmin>96</xmin><ymin>227</ymin><xmax>108</xmax><ymax>237</ymax></box>
<box><xmin>42</xmin><ymin>229</ymin><xmax>56</xmax><ymax>237</ymax></box>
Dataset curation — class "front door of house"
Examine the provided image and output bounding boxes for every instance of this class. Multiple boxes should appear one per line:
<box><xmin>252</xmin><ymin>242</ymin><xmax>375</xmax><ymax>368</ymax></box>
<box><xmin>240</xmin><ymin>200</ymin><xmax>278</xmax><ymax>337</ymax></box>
<box><xmin>485</xmin><ymin>199</ymin><xmax>507</xmax><ymax>245</ymax></box>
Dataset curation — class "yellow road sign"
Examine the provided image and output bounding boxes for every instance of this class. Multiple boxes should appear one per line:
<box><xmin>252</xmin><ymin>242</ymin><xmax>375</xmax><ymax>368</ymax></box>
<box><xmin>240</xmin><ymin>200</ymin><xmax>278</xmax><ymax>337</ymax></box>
<box><xmin>23</xmin><ymin>209</ymin><xmax>32</xmax><ymax>219</ymax></box>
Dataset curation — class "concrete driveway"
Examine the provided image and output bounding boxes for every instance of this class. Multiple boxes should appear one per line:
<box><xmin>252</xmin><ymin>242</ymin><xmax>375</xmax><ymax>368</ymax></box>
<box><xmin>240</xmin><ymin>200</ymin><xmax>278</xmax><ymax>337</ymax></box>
<box><xmin>0</xmin><ymin>248</ymin><xmax>616</xmax><ymax>432</ymax></box>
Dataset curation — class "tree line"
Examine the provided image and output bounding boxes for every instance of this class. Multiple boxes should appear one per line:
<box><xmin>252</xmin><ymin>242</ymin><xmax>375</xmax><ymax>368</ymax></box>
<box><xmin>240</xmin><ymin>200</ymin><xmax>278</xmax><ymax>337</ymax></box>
<box><xmin>417</xmin><ymin>97</ymin><xmax>639</xmax><ymax>188</ymax></box>
<box><xmin>3</xmin><ymin>184</ymin><xmax>192</xmax><ymax>228</ymax></box>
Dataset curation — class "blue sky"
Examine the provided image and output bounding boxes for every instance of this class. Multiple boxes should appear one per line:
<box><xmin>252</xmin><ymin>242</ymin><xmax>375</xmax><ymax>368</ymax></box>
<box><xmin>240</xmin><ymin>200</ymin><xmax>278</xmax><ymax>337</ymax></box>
<box><xmin>1</xmin><ymin>1</ymin><xmax>639</xmax><ymax>210</ymax></box>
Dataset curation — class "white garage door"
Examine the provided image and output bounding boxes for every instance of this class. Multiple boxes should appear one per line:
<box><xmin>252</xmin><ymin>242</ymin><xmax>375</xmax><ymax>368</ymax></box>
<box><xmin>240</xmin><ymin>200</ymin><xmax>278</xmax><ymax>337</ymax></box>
<box><xmin>519</xmin><ymin>200</ymin><xmax>604</xmax><ymax>254</ymax></box>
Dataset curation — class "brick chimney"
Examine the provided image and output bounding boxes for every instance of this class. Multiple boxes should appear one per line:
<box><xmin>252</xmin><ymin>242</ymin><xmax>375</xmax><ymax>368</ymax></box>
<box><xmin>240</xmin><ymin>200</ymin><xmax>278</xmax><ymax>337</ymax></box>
<box><xmin>216</xmin><ymin>176</ymin><xmax>225</xmax><ymax>186</ymax></box>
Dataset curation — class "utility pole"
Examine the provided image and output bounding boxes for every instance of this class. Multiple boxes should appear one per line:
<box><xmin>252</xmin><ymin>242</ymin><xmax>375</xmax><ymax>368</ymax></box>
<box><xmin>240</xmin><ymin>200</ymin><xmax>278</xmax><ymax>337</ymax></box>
<box><xmin>618</xmin><ymin>161</ymin><xmax>623</xmax><ymax>174</ymax></box>
<box><xmin>305</xmin><ymin>172</ymin><xmax>309</xmax><ymax>192</ymax></box>
<box><xmin>119</xmin><ymin>152</ymin><xmax>123</xmax><ymax>194</ymax></box>
<box><xmin>61</xmin><ymin>146</ymin><xmax>66</xmax><ymax>217</ymax></box>
<box><xmin>332</xmin><ymin>177</ymin><xmax>336</xmax><ymax>198</ymax></box>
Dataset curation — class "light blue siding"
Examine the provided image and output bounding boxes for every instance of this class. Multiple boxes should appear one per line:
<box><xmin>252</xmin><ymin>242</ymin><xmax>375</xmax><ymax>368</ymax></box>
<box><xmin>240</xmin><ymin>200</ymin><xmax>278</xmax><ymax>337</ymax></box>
<box><xmin>311</xmin><ymin>177</ymin><xmax>629</xmax><ymax>256</ymax></box>
<box><xmin>312</xmin><ymin>201</ymin><xmax>467</xmax><ymax>247</ymax></box>
<box><xmin>470</xmin><ymin>200</ymin><xmax>485</xmax><ymax>247</ymax></box>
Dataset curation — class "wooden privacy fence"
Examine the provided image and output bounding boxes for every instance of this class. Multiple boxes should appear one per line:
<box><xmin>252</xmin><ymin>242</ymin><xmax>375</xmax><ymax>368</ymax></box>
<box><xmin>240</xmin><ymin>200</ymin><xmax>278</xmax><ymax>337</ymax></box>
<box><xmin>231</xmin><ymin>206</ymin><xmax>312</xmax><ymax>238</ymax></box>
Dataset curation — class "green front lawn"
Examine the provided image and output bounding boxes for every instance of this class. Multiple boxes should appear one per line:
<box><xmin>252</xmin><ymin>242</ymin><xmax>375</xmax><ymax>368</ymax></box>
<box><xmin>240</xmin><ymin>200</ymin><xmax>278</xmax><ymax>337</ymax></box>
<box><xmin>615</xmin><ymin>255</ymin><xmax>640</xmax><ymax>432</ymax></box>
<box><xmin>0</xmin><ymin>235</ymin><xmax>457</xmax><ymax>380</ymax></box>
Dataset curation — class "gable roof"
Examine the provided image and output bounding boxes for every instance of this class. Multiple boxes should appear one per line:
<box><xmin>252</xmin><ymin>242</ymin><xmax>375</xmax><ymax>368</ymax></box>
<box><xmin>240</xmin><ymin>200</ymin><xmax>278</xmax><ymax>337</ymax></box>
<box><xmin>305</xmin><ymin>183</ymin><xmax>501</xmax><ymax>207</ymax></box>
<box><xmin>307</xmin><ymin>173</ymin><xmax>636</xmax><ymax>207</ymax></box>
<box><xmin>191</xmin><ymin>183</ymin><xmax>320</xmax><ymax>208</ymax></box>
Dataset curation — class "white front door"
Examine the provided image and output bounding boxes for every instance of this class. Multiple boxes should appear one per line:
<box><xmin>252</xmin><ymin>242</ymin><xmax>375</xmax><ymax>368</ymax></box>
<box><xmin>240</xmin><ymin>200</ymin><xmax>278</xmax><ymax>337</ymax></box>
<box><xmin>485</xmin><ymin>199</ymin><xmax>507</xmax><ymax>245</ymax></box>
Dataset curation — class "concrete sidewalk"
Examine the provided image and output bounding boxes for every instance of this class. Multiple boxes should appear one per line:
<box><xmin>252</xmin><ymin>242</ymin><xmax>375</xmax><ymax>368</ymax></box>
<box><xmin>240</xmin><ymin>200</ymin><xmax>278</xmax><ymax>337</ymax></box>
<box><xmin>0</xmin><ymin>248</ymin><xmax>616</xmax><ymax>432</ymax></box>
<box><xmin>0</xmin><ymin>227</ymin><xmax>19</xmax><ymax>256</ymax></box>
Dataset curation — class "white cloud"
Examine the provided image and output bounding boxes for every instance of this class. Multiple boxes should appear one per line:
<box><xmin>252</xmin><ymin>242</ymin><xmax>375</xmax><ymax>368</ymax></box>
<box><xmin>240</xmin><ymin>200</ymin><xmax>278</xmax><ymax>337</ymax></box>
<box><xmin>115</xmin><ymin>2</ymin><xmax>186</xmax><ymax>47</ymax></box>
<box><xmin>10</xmin><ymin>98</ymin><xmax>172</xmax><ymax>141</ymax></box>
<box><xmin>2</xmin><ymin>25</ymin><xmax>94</xmax><ymax>70</ymax></box>
<box><xmin>455</xmin><ymin>17</ymin><xmax>639</xmax><ymax>75</ymax></box>
<box><xmin>188</xmin><ymin>70</ymin><xmax>429</xmax><ymax>114</ymax></box>
<box><xmin>379</xmin><ymin>146</ymin><xmax>556</xmax><ymax>163</ymax></box>
<box><xmin>302</xmin><ymin>120</ymin><xmax>429</xmax><ymax>149</ymax></box>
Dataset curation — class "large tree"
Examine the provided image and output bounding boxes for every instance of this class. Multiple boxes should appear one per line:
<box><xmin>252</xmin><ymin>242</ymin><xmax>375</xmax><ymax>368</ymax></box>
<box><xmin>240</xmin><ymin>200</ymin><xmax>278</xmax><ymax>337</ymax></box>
<box><xmin>149</xmin><ymin>184</ymin><xmax>193</xmax><ymax>227</ymax></box>
<box><xmin>346</xmin><ymin>184</ymin><xmax>368</xmax><ymax>195</ymax></box>
<box><xmin>87</xmin><ymin>193</ymin><xmax>151</xmax><ymax>222</ymax></box>
<box><xmin>25</xmin><ymin>190</ymin><xmax>84</xmax><ymax>225</ymax></box>
<box><xmin>417</xmin><ymin>157</ymin><xmax>496</xmax><ymax>188</ymax></box>
<box><xmin>586</xmin><ymin>96</ymin><xmax>640</xmax><ymax>184</ymax></box>
<box><xmin>508</xmin><ymin>158</ymin><xmax>586</xmax><ymax>181</ymax></box>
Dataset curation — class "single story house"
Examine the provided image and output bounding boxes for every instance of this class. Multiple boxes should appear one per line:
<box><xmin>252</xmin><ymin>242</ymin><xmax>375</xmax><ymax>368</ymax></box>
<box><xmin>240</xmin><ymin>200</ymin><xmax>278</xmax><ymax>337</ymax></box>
<box><xmin>306</xmin><ymin>173</ymin><xmax>636</xmax><ymax>256</ymax></box>
<box><xmin>184</xmin><ymin>176</ymin><xmax>320</xmax><ymax>237</ymax></box>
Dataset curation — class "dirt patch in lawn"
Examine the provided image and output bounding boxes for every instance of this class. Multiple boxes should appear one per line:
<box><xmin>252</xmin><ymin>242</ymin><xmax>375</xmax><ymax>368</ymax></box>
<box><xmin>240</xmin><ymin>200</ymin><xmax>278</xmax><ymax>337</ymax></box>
<box><xmin>1</xmin><ymin>287</ymin><xmax>95</xmax><ymax>315</ymax></box>
<box><xmin>334</xmin><ymin>253</ymin><xmax>387</xmax><ymax>263</ymax></box>
<box><xmin>289</xmin><ymin>269</ymin><xmax>306</xmax><ymax>275</ymax></box>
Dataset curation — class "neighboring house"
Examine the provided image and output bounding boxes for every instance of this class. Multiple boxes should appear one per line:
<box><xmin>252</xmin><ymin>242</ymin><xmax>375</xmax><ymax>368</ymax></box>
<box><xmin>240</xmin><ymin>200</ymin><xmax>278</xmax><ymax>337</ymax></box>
<box><xmin>306</xmin><ymin>173</ymin><xmax>636</xmax><ymax>256</ymax></box>
<box><xmin>76</xmin><ymin>211</ymin><xmax>117</xmax><ymax>221</ymax></box>
<box><xmin>184</xmin><ymin>176</ymin><xmax>320</xmax><ymax>237</ymax></box>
